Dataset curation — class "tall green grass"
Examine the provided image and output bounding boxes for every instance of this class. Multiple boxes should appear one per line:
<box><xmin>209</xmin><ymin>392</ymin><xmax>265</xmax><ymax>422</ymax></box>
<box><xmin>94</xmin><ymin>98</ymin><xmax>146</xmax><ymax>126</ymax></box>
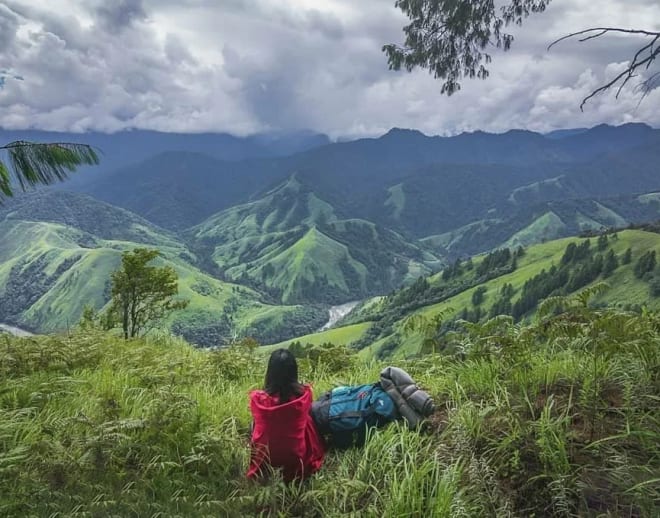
<box><xmin>1</xmin><ymin>298</ymin><xmax>658</xmax><ymax>516</ymax></box>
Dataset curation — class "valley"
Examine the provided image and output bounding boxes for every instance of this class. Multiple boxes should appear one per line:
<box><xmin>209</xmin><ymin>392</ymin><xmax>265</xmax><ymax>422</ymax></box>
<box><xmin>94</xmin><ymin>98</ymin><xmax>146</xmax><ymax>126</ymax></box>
<box><xmin>319</xmin><ymin>301</ymin><xmax>360</xmax><ymax>331</ymax></box>
<box><xmin>279</xmin><ymin>228</ymin><xmax>660</xmax><ymax>358</ymax></box>
<box><xmin>1</xmin><ymin>124</ymin><xmax>659</xmax><ymax>347</ymax></box>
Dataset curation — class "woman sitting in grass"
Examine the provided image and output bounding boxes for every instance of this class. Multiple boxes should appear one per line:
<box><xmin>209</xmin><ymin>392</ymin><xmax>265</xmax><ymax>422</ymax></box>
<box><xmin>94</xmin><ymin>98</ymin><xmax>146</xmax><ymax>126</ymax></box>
<box><xmin>247</xmin><ymin>349</ymin><xmax>325</xmax><ymax>481</ymax></box>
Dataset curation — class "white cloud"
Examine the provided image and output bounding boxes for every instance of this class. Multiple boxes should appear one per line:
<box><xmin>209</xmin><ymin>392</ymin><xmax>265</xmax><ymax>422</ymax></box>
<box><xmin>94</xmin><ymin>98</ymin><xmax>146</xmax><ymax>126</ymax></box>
<box><xmin>0</xmin><ymin>0</ymin><xmax>658</xmax><ymax>136</ymax></box>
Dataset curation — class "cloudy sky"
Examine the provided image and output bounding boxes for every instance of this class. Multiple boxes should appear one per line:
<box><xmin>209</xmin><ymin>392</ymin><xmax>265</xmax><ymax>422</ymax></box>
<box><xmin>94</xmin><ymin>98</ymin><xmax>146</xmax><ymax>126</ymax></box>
<box><xmin>0</xmin><ymin>0</ymin><xmax>659</xmax><ymax>137</ymax></box>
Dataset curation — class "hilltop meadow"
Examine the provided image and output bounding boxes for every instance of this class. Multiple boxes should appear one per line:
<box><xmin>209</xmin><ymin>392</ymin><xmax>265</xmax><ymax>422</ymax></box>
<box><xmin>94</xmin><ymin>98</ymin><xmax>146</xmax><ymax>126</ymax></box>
<box><xmin>1</xmin><ymin>289</ymin><xmax>658</xmax><ymax>516</ymax></box>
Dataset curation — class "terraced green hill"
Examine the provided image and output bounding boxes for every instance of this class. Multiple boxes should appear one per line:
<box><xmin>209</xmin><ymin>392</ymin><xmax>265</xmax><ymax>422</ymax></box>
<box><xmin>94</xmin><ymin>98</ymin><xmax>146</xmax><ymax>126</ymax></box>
<box><xmin>190</xmin><ymin>175</ymin><xmax>443</xmax><ymax>304</ymax></box>
<box><xmin>274</xmin><ymin>229</ymin><xmax>660</xmax><ymax>358</ymax></box>
<box><xmin>0</xmin><ymin>192</ymin><xmax>326</xmax><ymax>345</ymax></box>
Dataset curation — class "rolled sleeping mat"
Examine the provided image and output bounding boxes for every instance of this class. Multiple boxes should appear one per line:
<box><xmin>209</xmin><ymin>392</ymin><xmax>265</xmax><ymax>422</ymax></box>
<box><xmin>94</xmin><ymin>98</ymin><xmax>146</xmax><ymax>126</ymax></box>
<box><xmin>407</xmin><ymin>389</ymin><xmax>435</xmax><ymax>417</ymax></box>
<box><xmin>380</xmin><ymin>366</ymin><xmax>434</xmax><ymax>427</ymax></box>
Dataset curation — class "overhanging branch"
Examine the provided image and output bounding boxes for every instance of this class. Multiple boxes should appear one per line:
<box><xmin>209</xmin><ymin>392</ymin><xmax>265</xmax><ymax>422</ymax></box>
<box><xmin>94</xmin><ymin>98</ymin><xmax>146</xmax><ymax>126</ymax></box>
<box><xmin>548</xmin><ymin>27</ymin><xmax>660</xmax><ymax>110</ymax></box>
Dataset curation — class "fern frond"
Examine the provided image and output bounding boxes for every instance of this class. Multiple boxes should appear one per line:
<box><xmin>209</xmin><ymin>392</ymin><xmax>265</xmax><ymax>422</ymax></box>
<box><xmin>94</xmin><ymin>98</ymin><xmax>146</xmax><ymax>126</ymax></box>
<box><xmin>575</xmin><ymin>282</ymin><xmax>610</xmax><ymax>307</ymax></box>
<box><xmin>0</xmin><ymin>141</ymin><xmax>99</xmax><ymax>200</ymax></box>
<box><xmin>538</xmin><ymin>296</ymin><xmax>568</xmax><ymax>319</ymax></box>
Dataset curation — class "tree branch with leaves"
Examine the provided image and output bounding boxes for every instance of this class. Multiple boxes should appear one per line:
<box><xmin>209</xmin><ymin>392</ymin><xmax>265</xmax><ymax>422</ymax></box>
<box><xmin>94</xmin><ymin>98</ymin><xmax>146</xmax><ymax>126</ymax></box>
<box><xmin>384</xmin><ymin>0</ymin><xmax>659</xmax><ymax>108</ymax></box>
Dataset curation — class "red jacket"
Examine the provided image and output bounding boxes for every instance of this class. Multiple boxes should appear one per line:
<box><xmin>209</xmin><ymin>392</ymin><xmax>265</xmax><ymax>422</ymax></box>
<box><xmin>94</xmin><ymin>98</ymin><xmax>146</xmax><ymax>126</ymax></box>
<box><xmin>247</xmin><ymin>385</ymin><xmax>325</xmax><ymax>481</ymax></box>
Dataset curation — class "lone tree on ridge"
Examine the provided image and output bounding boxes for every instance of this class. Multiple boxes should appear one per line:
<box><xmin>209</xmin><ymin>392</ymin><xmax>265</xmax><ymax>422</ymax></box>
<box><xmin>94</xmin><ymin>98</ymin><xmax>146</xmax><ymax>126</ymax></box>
<box><xmin>108</xmin><ymin>248</ymin><xmax>189</xmax><ymax>339</ymax></box>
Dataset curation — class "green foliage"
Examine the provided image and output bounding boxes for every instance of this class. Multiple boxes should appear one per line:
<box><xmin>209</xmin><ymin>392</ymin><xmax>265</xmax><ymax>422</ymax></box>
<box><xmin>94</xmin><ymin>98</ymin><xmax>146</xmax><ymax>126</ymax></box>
<box><xmin>384</xmin><ymin>1</ymin><xmax>659</xmax><ymax>110</ymax></box>
<box><xmin>489</xmin><ymin>283</ymin><xmax>515</xmax><ymax>318</ymax></box>
<box><xmin>78</xmin><ymin>305</ymin><xmax>100</xmax><ymax>331</ymax></box>
<box><xmin>442</xmin><ymin>258</ymin><xmax>463</xmax><ymax>280</ymax></box>
<box><xmin>1</xmin><ymin>304</ymin><xmax>658</xmax><ymax>516</ymax></box>
<box><xmin>634</xmin><ymin>250</ymin><xmax>657</xmax><ymax>279</ymax></box>
<box><xmin>651</xmin><ymin>275</ymin><xmax>660</xmax><ymax>297</ymax></box>
<box><xmin>208</xmin><ymin>337</ymin><xmax>262</xmax><ymax>382</ymax></box>
<box><xmin>471</xmin><ymin>286</ymin><xmax>487</xmax><ymax>306</ymax></box>
<box><xmin>602</xmin><ymin>249</ymin><xmax>619</xmax><ymax>277</ymax></box>
<box><xmin>476</xmin><ymin>248</ymin><xmax>512</xmax><ymax>277</ymax></box>
<box><xmin>348</xmin><ymin>230</ymin><xmax>660</xmax><ymax>359</ymax></box>
<box><xmin>383</xmin><ymin>0</ymin><xmax>551</xmax><ymax>95</ymax></box>
<box><xmin>402</xmin><ymin>312</ymin><xmax>449</xmax><ymax>355</ymax></box>
<box><xmin>0</xmin><ymin>210</ymin><xmax>330</xmax><ymax>346</ymax></box>
<box><xmin>287</xmin><ymin>341</ymin><xmax>357</xmax><ymax>375</ymax></box>
<box><xmin>622</xmin><ymin>247</ymin><xmax>633</xmax><ymax>264</ymax></box>
<box><xmin>561</xmin><ymin>239</ymin><xmax>591</xmax><ymax>265</ymax></box>
<box><xmin>351</xmin><ymin>250</ymin><xmax>518</xmax><ymax>350</ymax></box>
<box><xmin>107</xmin><ymin>248</ymin><xmax>189</xmax><ymax>339</ymax></box>
<box><xmin>190</xmin><ymin>178</ymin><xmax>441</xmax><ymax>305</ymax></box>
<box><xmin>0</xmin><ymin>141</ymin><xmax>98</xmax><ymax>200</ymax></box>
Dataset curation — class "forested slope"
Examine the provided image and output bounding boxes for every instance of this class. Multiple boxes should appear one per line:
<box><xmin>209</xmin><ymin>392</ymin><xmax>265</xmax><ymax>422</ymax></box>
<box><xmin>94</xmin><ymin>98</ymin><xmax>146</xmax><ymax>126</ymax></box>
<box><xmin>278</xmin><ymin>229</ymin><xmax>660</xmax><ymax>358</ymax></box>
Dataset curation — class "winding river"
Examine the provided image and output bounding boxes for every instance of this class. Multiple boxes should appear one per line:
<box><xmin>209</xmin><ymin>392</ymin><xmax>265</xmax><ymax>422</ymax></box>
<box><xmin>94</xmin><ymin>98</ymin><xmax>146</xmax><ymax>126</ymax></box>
<box><xmin>319</xmin><ymin>301</ymin><xmax>360</xmax><ymax>331</ymax></box>
<box><xmin>0</xmin><ymin>323</ymin><xmax>34</xmax><ymax>337</ymax></box>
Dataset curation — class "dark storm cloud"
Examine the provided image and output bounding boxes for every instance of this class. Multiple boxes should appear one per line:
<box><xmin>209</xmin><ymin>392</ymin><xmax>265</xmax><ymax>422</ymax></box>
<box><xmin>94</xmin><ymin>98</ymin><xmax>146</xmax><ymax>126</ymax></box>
<box><xmin>0</xmin><ymin>4</ymin><xmax>19</xmax><ymax>51</ymax></box>
<box><xmin>94</xmin><ymin>0</ymin><xmax>148</xmax><ymax>31</ymax></box>
<box><xmin>0</xmin><ymin>0</ymin><xmax>658</xmax><ymax>136</ymax></box>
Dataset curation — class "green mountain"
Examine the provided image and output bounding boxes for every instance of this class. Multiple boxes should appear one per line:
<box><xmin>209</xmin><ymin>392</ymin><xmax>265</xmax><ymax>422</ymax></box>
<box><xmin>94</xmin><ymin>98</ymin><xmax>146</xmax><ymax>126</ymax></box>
<box><xmin>421</xmin><ymin>194</ymin><xmax>660</xmax><ymax>258</ymax></box>
<box><xmin>0</xmin><ymin>191</ymin><xmax>326</xmax><ymax>345</ymax></box>
<box><xmin>189</xmin><ymin>176</ymin><xmax>443</xmax><ymax>304</ymax></box>
<box><xmin>274</xmin><ymin>229</ymin><xmax>660</xmax><ymax>357</ymax></box>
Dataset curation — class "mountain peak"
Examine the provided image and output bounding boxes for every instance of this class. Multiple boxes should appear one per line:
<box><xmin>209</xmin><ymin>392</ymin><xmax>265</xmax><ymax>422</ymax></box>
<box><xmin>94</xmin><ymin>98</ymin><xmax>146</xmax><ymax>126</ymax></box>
<box><xmin>382</xmin><ymin>127</ymin><xmax>427</xmax><ymax>139</ymax></box>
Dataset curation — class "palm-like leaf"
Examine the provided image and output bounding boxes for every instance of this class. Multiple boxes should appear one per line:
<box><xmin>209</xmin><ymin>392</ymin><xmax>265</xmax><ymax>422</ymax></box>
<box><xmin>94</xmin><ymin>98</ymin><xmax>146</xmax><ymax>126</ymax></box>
<box><xmin>0</xmin><ymin>141</ymin><xmax>99</xmax><ymax>201</ymax></box>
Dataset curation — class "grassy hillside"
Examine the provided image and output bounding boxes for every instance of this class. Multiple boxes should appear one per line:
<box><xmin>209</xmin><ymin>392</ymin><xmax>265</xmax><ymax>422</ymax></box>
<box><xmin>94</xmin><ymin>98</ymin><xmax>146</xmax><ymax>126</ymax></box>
<box><xmin>1</xmin><ymin>303</ymin><xmax>658</xmax><ymax>516</ymax></box>
<box><xmin>421</xmin><ymin>195</ymin><xmax>660</xmax><ymax>258</ymax></box>
<box><xmin>0</xmin><ymin>193</ymin><xmax>327</xmax><ymax>345</ymax></box>
<box><xmin>283</xmin><ymin>230</ymin><xmax>660</xmax><ymax>359</ymax></box>
<box><xmin>190</xmin><ymin>175</ymin><xmax>443</xmax><ymax>304</ymax></box>
<box><xmin>263</xmin><ymin>322</ymin><xmax>372</xmax><ymax>351</ymax></box>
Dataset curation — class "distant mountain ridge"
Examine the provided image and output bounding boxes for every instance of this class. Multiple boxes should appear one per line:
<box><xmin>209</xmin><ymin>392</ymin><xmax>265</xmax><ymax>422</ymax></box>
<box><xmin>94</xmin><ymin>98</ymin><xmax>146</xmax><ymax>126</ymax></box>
<box><xmin>0</xmin><ymin>128</ymin><xmax>331</xmax><ymax>190</ymax></box>
<box><xmin>58</xmin><ymin>123</ymin><xmax>659</xmax><ymax>234</ymax></box>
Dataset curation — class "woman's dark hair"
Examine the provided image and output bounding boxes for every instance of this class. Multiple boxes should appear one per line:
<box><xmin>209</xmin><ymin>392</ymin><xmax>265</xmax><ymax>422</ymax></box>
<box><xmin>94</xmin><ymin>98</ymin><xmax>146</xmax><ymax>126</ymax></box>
<box><xmin>264</xmin><ymin>349</ymin><xmax>303</xmax><ymax>402</ymax></box>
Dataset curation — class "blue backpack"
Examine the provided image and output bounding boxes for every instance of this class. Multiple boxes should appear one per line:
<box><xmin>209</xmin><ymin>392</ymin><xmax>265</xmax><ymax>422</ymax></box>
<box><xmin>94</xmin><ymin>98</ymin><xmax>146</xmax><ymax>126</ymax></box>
<box><xmin>311</xmin><ymin>384</ymin><xmax>399</xmax><ymax>448</ymax></box>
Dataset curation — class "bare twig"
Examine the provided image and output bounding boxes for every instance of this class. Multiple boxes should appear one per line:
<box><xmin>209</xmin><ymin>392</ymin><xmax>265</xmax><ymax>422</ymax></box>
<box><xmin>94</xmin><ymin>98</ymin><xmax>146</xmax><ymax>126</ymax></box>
<box><xmin>548</xmin><ymin>27</ymin><xmax>660</xmax><ymax>50</ymax></box>
<box><xmin>548</xmin><ymin>28</ymin><xmax>660</xmax><ymax>110</ymax></box>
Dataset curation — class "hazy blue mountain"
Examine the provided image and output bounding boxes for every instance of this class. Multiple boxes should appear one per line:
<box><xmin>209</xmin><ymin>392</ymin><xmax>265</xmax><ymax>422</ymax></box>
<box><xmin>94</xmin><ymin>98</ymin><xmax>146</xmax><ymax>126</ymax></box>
<box><xmin>0</xmin><ymin>128</ymin><xmax>330</xmax><ymax>189</ymax></box>
<box><xmin>0</xmin><ymin>190</ymin><xmax>181</xmax><ymax>246</ymax></box>
<box><xmin>421</xmin><ymin>193</ymin><xmax>660</xmax><ymax>258</ymax></box>
<box><xmin>549</xmin><ymin>123</ymin><xmax>658</xmax><ymax>162</ymax></box>
<box><xmin>71</xmin><ymin>151</ymin><xmax>290</xmax><ymax>230</ymax></box>
<box><xmin>544</xmin><ymin>128</ymin><xmax>589</xmax><ymax>139</ymax></box>
<box><xmin>3</xmin><ymin>123</ymin><xmax>658</xmax><ymax>311</ymax></box>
